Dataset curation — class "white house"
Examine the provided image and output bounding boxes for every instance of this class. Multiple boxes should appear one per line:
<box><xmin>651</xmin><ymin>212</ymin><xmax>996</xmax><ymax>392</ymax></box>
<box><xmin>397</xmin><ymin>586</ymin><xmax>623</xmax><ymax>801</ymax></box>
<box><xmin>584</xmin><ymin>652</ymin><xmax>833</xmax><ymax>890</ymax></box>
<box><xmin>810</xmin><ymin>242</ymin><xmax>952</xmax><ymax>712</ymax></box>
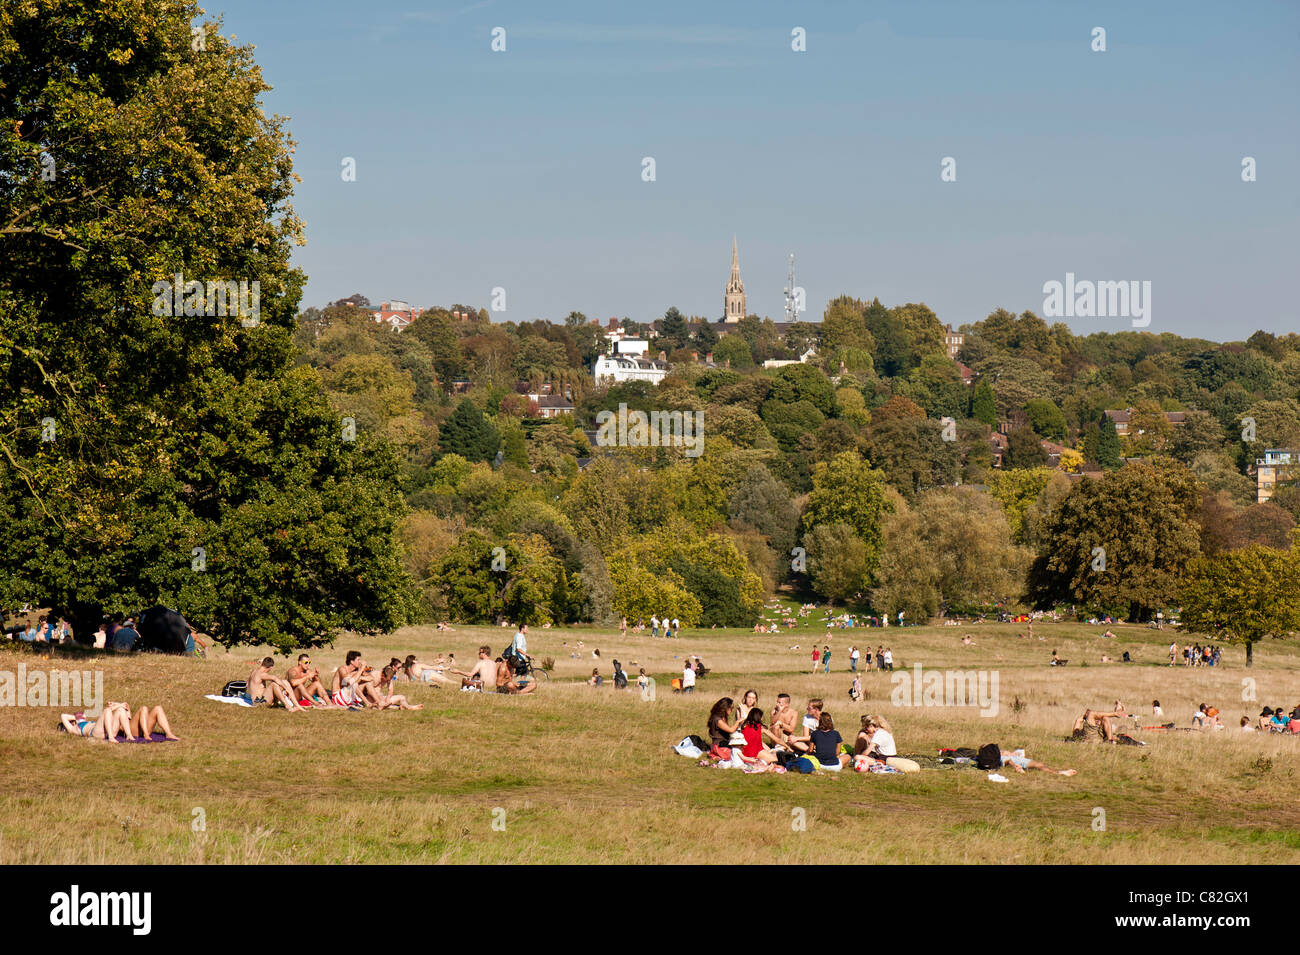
<box><xmin>761</xmin><ymin>347</ymin><xmax>818</xmax><ymax>369</ymax></box>
<box><xmin>593</xmin><ymin>353</ymin><xmax>669</xmax><ymax>386</ymax></box>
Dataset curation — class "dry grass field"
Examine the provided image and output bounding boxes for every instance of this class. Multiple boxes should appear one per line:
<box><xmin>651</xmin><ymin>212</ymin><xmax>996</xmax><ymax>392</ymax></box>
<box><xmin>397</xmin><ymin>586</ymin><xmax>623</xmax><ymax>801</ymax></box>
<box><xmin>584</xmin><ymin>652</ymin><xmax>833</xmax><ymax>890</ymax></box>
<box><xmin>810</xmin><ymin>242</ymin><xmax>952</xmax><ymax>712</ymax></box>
<box><xmin>3</xmin><ymin>616</ymin><xmax>1299</xmax><ymax>864</ymax></box>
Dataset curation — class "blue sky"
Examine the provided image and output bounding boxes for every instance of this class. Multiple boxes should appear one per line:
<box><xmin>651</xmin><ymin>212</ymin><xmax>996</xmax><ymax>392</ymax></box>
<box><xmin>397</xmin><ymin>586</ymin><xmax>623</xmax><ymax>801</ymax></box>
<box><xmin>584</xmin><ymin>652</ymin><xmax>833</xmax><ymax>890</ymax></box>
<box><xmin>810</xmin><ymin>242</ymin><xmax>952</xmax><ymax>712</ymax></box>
<box><xmin>211</xmin><ymin>0</ymin><xmax>1299</xmax><ymax>339</ymax></box>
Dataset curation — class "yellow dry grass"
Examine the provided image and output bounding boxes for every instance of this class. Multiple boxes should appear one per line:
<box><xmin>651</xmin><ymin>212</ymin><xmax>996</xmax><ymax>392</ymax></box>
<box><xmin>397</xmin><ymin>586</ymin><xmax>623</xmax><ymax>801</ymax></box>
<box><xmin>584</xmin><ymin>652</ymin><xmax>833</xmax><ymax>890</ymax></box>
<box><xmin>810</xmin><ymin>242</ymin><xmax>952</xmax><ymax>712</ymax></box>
<box><xmin>2</xmin><ymin>620</ymin><xmax>1298</xmax><ymax>864</ymax></box>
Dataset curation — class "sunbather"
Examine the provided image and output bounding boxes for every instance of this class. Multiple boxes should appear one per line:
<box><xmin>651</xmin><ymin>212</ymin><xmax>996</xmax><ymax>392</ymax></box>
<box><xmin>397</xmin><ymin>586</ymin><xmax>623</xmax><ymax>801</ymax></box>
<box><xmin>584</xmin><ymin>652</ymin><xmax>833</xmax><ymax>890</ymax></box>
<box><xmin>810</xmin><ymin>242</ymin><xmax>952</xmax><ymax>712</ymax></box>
<box><xmin>403</xmin><ymin>654</ymin><xmax>449</xmax><ymax>684</ymax></box>
<box><xmin>246</xmin><ymin>658</ymin><xmax>301</xmax><ymax>710</ymax></box>
<box><xmin>287</xmin><ymin>654</ymin><xmax>333</xmax><ymax>706</ymax></box>
<box><xmin>376</xmin><ymin>666</ymin><xmax>424</xmax><ymax>710</ymax></box>
<box><xmin>450</xmin><ymin>646</ymin><xmax>497</xmax><ymax>691</ymax></box>
<box><xmin>113</xmin><ymin>700</ymin><xmax>180</xmax><ymax>740</ymax></box>
<box><xmin>58</xmin><ymin>705</ymin><xmax>122</xmax><ymax>740</ymax></box>
<box><xmin>1000</xmin><ymin>748</ymin><xmax>1076</xmax><ymax>776</ymax></box>
<box><xmin>1072</xmin><ymin>707</ymin><xmax>1122</xmax><ymax>742</ymax></box>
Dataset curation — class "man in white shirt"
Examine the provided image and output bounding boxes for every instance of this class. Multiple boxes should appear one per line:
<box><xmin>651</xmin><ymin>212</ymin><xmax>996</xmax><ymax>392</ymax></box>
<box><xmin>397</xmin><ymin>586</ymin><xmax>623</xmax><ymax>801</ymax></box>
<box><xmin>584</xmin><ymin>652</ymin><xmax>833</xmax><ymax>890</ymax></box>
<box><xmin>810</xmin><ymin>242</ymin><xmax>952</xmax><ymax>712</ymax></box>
<box><xmin>681</xmin><ymin>661</ymin><xmax>695</xmax><ymax>693</ymax></box>
<box><xmin>651</xmin><ymin>615</ymin><xmax>660</xmax><ymax>638</ymax></box>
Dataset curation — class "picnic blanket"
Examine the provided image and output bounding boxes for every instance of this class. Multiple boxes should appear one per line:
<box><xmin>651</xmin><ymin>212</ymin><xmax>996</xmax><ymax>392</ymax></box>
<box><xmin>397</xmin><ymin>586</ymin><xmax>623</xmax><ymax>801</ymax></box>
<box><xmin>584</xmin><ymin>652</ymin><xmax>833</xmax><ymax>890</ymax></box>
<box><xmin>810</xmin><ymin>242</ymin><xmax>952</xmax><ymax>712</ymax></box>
<box><xmin>114</xmin><ymin>732</ymin><xmax>177</xmax><ymax>743</ymax></box>
<box><xmin>205</xmin><ymin>693</ymin><xmax>253</xmax><ymax>707</ymax></box>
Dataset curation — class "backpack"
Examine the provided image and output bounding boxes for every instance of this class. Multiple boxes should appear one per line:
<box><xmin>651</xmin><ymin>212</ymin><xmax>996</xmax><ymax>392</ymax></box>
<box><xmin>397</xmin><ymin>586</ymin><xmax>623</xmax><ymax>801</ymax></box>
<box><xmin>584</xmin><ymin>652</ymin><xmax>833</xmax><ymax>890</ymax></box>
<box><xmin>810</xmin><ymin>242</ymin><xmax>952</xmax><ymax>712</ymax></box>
<box><xmin>221</xmin><ymin>680</ymin><xmax>246</xmax><ymax>698</ymax></box>
<box><xmin>502</xmin><ymin>645</ymin><xmax>530</xmax><ymax>676</ymax></box>
<box><xmin>975</xmin><ymin>743</ymin><xmax>1002</xmax><ymax>770</ymax></box>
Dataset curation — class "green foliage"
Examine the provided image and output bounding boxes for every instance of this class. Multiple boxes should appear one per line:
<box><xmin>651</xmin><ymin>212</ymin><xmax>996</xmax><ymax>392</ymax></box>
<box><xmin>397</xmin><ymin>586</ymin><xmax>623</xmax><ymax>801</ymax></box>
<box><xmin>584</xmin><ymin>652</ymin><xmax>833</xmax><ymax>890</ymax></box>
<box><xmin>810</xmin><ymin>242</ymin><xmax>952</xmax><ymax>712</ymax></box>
<box><xmin>1180</xmin><ymin>540</ymin><xmax>1300</xmax><ymax>666</ymax></box>
<box><xmin>438</xmin><ymin>399</ymin><xmax>499</xmax><ymax>462</ymax></box>
<box><xmin>1027</xmin><ymin>461</ymin><xmax>1202</xmax><ymax>621</ymax></box>
<box><xmin>0</xmin><ymin>1</ymin><xmax>414</xmax><ymax>647</ymax></box>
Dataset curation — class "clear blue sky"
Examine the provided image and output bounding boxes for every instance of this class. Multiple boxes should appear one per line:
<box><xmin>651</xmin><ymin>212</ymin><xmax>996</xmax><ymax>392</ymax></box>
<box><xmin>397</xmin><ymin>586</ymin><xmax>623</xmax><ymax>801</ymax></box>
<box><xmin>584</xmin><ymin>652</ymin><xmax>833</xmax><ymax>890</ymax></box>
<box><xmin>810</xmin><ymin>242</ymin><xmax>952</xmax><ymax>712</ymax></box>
<box><xmin>210</xmin><ymin>0</ymin><xmax>1299</xmax><ymax>339</ymax></box>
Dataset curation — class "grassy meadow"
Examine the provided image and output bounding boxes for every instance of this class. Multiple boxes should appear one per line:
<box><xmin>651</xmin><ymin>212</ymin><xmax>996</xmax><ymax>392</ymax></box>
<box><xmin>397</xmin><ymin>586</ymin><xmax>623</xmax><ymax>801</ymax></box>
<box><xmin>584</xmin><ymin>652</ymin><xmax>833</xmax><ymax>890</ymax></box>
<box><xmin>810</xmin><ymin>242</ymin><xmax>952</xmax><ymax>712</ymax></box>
<box><xmin>3</xmin><ymin>607</ymin><xmax>1300</xmax><ymax>864</ymax></box>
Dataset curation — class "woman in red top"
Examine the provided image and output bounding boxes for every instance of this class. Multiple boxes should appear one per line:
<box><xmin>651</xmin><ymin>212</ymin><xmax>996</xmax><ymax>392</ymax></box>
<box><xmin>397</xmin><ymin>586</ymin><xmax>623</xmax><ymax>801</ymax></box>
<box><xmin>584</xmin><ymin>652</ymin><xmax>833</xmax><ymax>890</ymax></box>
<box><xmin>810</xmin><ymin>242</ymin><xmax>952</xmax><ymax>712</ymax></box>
<box><xmin>740</xmin><ymin>708</ymin><xmax>777</xmax><ymax>764</ymax></box>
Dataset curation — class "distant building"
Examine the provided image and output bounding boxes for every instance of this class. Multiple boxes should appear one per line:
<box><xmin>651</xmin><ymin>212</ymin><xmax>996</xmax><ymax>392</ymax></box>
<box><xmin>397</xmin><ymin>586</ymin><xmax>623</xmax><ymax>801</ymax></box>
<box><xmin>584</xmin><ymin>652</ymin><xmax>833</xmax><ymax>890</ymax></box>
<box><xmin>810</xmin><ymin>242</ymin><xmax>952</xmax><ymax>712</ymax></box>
<box><xmin>944</xmin><ymin>323</ymin><xmax>964</xmax><ymax>360</ymax></box>
<box><xmin>615</xmin><ymin>339</ymin><xmax>651</xmax><ymax>357</ymax></box>
<box><xmin>1104</xmin><ymin>408</ymin><xmax>1189</xmax><ymax>437</ymax></box>
<box><xmin>723</xmin><ymin>236</ymin><xmax>746</xmax><ymax>323</ymax></box>
<box><xmin>1257</xmin><ymin>448</ymin><xmax>1300</xmax><ymax>504</ymax></box>
<box><xmin>762</xmin><ymin>347</ymin><xmax>818</xmax><ymax>369</ymax></box>
<box><xmin>372</xmin><ymin>300</ymin><xmax>423</xmax><ymax>331</ymax></box>
<box><xmin>593</xmin><ymin>352</ymin><xmax>668</xmax><ymax>386</ymax></box>
<box><xmin>533</xmin><ymin>395</ymin><xmax>575</xmax><ymax>419</ymax></box>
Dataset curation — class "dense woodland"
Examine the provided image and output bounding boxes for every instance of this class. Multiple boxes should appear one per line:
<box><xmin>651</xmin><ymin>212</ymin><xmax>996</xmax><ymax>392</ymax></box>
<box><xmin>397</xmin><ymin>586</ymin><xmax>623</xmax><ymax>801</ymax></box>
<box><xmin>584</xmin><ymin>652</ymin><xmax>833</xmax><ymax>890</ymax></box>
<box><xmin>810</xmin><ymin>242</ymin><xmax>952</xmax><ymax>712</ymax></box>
<box><xmin>296</xmin><ymin>295</ymin><xmax>1300</xmax><ymax>656</ymax></box>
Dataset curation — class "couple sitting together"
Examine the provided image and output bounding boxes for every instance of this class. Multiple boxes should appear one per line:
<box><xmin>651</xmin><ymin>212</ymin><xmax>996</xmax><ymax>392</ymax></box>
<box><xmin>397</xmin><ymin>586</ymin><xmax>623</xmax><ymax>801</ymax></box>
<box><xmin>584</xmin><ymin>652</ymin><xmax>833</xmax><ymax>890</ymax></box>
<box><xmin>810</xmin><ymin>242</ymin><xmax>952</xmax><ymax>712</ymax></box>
<box><xmin>706</xmin><ymin>692</ymin><xmax>917</xmax><ymax>773</ymax></box>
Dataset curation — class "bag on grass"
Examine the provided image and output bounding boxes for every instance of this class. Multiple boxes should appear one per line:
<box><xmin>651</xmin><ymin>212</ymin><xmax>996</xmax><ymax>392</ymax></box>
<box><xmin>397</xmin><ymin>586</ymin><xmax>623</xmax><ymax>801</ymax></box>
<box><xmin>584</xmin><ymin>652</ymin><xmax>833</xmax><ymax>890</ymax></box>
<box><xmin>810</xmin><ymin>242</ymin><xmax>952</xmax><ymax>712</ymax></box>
<box><xmin>221</xmin><ymin>680</ymin><xmax>246</xmax><ymax>698</ymax></box>
<box><xmin>975</xmin><ymin>743</ymin><xmax>1002</xmax><ymax>771</ymax></box>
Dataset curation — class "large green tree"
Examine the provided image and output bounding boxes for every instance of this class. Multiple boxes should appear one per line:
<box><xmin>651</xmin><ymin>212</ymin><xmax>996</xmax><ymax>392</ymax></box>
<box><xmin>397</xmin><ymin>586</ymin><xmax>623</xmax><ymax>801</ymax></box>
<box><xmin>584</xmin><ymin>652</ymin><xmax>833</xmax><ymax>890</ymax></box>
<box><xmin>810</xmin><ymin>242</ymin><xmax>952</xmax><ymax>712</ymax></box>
<box><xmin>1026</xmin><ymin>461</ymin><xmax>1202</xmax><ymax>621</ymax></box>
<box><xmin>1180</xmin><ymin>540</ymin><xmax>1300</xmax><ymax>667</ymax></box>
<box><xmin>0</xmin><ymin>0</ymin><xmax>414</xmax><ymax>646</ymax></box>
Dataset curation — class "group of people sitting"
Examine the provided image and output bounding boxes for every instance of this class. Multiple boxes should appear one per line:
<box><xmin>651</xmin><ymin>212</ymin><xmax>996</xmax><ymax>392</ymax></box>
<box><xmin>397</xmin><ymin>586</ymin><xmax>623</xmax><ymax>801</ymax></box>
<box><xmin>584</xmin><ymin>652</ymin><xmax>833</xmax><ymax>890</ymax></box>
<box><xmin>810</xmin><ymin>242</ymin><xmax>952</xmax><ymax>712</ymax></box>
<box><xmin>699</xmin><ymin>692</ymin><xmax>918</xmax><ymax>774</ymax></box>
<box><xmin>238</xmin><ymin>651</ymin><xmax>455</xmax><ymax>710</ymax></box>
<box><xmin>6</xmin><ymin>614</ymin><xmax>74</xmax><ymax>645</ymax></box>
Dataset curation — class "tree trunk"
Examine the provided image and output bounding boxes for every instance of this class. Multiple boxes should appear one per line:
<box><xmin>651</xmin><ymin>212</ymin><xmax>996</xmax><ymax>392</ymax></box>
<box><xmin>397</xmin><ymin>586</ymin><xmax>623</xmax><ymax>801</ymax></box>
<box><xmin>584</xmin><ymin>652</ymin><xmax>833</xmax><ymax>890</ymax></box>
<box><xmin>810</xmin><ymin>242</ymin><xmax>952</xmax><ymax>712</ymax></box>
<box><xmin>1246</xmin><ymin>640</ymin><xmax>1254</xmax><ymax>668</ymax></box>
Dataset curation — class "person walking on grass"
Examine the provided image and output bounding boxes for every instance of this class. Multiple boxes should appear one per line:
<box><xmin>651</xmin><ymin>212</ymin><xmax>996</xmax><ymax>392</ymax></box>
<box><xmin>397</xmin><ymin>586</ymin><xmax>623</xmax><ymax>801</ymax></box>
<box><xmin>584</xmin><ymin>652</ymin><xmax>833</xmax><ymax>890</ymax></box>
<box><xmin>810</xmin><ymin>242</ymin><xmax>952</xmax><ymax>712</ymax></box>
<box><xmin>850</xmin><ymin>645</ymin><xmax>859</xmax><ymax>673</ymax></box>
<box><xmin>811</xmin><ymin>646</ymin><xmax>820</xmax><ymax>673</ymax></box>
<box><xmin>822</xmin><ymin>645</ymin><xmax>832</xmax><ymax>674</ymax></box>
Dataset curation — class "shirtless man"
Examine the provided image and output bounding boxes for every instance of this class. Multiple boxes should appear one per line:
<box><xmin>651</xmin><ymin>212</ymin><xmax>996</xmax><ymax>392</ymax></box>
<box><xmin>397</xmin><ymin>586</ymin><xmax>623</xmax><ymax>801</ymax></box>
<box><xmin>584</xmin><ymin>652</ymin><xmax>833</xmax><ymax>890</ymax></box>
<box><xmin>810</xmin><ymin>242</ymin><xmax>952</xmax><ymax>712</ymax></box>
<box><xmin>451</xmin><ymin>646</ymin><xmax>497</xmax><ymax>691</ymax></box>
<box><xmin>353</xmin><ymin>664</ymin><xmax>386</xmax><ymax>707</ymax></box>
<box><xmin>784</xmin><ymin>698</ymin><xmax>824</xmax><ymax>754</ymax></box>
<box><xmin>287</xmin><ymin>653</ymin><xmax>333</xmax><ymax>706</ymax></box>
<box><xmin>494</xmin><ymin>656</ymin><xmax>539</xmax><ymax>695</ymax></box>
<box><xmin>331</xmin><ymin>651</ymin><xmax>367</xmax><ymax>707</ymax></box>
<box><xmin>246</xmin><ymin>658</ymin><xmax>300</xmax><ymax>709</ymax></box>
<box><xmin>766</xmin><ymin>693</ymin><xmax>799</xmax><ymax>749</ymax></box>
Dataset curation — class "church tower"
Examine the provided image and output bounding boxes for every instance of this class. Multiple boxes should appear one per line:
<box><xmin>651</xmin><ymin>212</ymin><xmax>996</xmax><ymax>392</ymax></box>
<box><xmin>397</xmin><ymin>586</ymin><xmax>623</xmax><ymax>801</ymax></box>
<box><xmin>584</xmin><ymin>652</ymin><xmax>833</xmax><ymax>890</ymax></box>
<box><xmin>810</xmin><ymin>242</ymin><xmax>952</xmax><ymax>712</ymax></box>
<box><xmin>723</xmin><ymin>235</ymin><xmax>746</xmax><ymax>323</ymax></box>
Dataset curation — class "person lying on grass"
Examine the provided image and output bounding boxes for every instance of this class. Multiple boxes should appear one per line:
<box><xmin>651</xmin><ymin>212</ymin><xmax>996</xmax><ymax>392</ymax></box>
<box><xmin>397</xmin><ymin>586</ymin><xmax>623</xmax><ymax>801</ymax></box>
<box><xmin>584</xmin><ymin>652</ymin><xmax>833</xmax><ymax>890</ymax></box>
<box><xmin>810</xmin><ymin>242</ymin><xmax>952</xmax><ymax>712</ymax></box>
<box><xmin>112</xmin><ymin>700</ymin><xmax>180</xmax><ymax>739</ymax></box>
<box><xmin>287</xmin><ymin>653</ymin><xmax>334</xmax><ymax>707</ymax></box>
<box><xmin>1000</xmin><ymin>748</ymin><xmax>1076</xmax><ymax>776</ymax></box>
<box><xmin>247</xmin><ymin>658</ymin><xmax>302</xmax><ymax>710</ymax></box>
<box><xmin>375</xmin><ymin>666</ymin><xmax>423</xmax><ymax>710</ymax></box>
<box><xmin>403</xmin><ymin>654</ymin><xmax>449</xmax><ymax>684</ymax></box>
<box><xmin>59</xmin><ymin>706</ymin><xmax>121</xmax><ymax>740</ymax></box>
<box><xmin>450</xmin><ymin>646</ymin><xmax>497</xmax><ymax>691</ymax></box>
<box><xmin>1071</xmin><ymin>707</ymin><xmax>1124</xmax><ymax>742</ymax></box>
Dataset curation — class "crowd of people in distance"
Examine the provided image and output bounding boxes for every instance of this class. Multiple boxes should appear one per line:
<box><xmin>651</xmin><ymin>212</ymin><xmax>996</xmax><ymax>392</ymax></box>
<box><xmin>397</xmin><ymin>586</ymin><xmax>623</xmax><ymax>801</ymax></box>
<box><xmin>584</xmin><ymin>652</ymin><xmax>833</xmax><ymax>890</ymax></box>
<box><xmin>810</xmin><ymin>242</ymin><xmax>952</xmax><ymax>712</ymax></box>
<box><xmin>619</xmin><ymin>615</ymin><xmax>682</xmax><ymax>638</ymax></box>
<box><xmin>804</xmin><ymin>644</ymin><xmax>893</xmax><ymax>674</ymax></box>
<box><xmin>1069</xmin><ymin>698</ymin><xmax>1300</xmax><ymax>740</ymax></box>
<box><xmin>1169</xmin><ymin>641</ymin><xmax>1223</xmax><ymax>667</ymax></box>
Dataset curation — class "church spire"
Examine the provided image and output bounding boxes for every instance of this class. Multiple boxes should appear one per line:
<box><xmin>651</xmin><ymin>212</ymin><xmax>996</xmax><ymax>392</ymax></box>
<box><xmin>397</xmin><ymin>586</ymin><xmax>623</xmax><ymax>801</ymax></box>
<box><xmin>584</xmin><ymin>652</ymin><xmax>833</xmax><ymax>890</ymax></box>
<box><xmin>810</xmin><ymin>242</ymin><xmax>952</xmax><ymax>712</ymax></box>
<box><xmin>724</xmin><ymin>235</ymin><xmax>746</xmax><ymax>323</ymax></box>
